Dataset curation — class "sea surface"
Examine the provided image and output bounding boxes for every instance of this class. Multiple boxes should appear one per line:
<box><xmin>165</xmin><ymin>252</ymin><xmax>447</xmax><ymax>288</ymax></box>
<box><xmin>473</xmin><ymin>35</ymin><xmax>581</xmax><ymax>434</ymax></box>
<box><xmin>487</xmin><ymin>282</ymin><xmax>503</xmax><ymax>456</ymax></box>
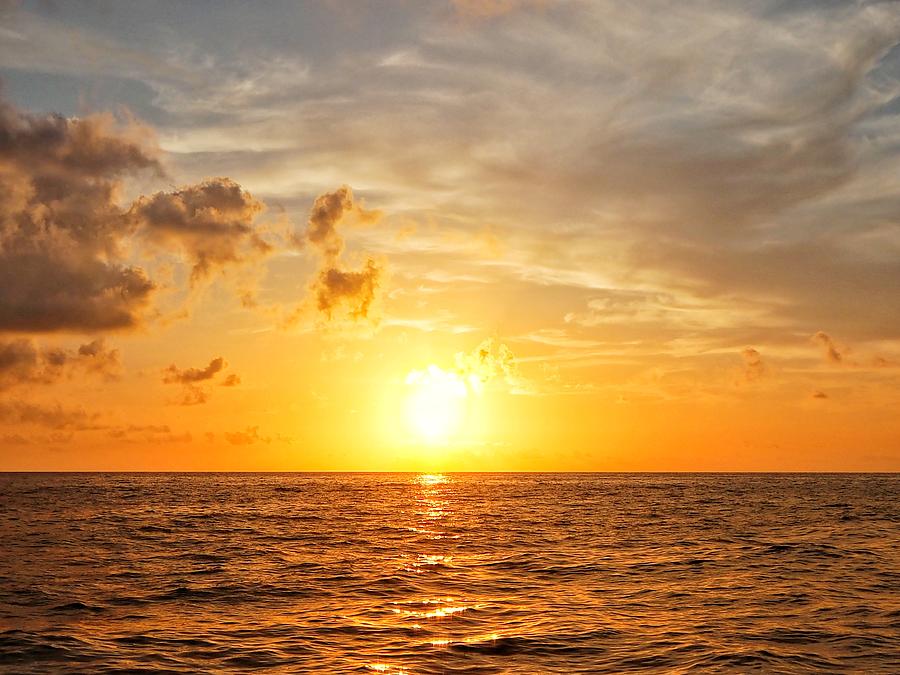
<box><xmin>0</xmin><ymin>473</ymin><xmax>898</xmax><ymax>673</ymax></box>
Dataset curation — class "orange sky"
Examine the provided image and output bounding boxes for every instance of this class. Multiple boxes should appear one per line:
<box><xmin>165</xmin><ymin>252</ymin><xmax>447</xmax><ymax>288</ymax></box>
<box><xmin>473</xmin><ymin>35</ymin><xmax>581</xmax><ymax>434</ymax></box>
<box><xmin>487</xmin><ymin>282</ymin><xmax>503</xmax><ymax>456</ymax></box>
<box><xmin>1</xmin><ymin>0</ymin><xmax>899</xmax><ymax>471</ymax></box>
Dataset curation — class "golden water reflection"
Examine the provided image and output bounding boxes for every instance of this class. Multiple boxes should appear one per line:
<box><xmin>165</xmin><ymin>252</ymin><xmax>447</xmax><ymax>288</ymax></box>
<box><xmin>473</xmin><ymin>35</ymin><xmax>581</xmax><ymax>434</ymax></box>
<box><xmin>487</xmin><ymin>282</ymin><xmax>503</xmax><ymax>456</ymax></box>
<box><xmin>366</xmin><ymin>664</ymin><xmax>410</xmax><ymax>673</ymax></box>
<box><xmin>366</xmin><ymin>473</ymin><xmax>500</xmax><ymax>672</ymax></box>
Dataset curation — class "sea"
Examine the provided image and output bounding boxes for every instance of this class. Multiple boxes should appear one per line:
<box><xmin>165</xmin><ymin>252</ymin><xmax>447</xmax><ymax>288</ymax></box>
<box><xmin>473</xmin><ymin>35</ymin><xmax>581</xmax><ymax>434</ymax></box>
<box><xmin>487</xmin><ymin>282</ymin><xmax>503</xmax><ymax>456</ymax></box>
<box><xmin>0</xmin><ymin>473</ymin><xmax>898</xmax><ymax>673</ymax></box>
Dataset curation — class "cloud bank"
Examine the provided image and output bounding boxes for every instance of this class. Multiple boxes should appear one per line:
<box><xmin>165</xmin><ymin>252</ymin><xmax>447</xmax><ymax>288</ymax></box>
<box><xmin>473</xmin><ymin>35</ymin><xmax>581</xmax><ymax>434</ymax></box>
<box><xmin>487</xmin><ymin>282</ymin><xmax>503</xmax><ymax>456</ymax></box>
<box><xmin>0</xmin><ymin>98</ymin><xmax>159</xmax><ymax>332</ymax></box>
<box><xmin>0</xmin><ymin>95</ymin><xmax>277</xmax><ymax>334</ymax></box>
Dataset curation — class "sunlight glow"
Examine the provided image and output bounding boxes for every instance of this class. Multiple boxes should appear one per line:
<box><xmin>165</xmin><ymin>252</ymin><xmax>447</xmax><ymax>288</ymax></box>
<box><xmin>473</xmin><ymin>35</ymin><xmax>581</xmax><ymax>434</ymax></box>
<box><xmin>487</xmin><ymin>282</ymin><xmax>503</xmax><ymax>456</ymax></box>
<box><xmin>404</xmin><ymin>366</ymin><xmax>469</xmax><ymax>443</ymax></box>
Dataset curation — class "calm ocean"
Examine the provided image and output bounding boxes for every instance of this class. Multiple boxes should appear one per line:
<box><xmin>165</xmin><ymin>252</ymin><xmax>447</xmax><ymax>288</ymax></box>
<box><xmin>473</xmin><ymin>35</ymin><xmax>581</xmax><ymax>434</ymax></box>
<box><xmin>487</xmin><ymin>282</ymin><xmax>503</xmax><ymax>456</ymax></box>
<box><xmin>1</xmin><ymin>473</ymin><xmax>898</xmax><ymax>673</ymax></box>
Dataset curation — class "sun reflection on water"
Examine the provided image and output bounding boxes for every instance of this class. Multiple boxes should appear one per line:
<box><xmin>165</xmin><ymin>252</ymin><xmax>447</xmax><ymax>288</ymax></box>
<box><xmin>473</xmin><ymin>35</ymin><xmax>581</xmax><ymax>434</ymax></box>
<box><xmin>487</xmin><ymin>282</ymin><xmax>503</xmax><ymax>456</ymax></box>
<box><xmin>366</xmin><ymin>664</ymin><xmax>410</xmax><ymax>673</ymax></box>
<box><xmin>365</xmin><ymin>473</ymin><xmax>503</xmax><ymax>671</ymax></box>
<box><xmin>390</xmin><ymin>599</ymin><xmax>479</xmax><ymax>619</ymax></box>
<box><xmin>401</xmin><ymin>553</ymin><xmax>453</xmax><ymax>573</ymax></box>
<box><xmin>417</xmin><ymin>473</ymin><xmax>448</xmax><ymax>486</ymax></box>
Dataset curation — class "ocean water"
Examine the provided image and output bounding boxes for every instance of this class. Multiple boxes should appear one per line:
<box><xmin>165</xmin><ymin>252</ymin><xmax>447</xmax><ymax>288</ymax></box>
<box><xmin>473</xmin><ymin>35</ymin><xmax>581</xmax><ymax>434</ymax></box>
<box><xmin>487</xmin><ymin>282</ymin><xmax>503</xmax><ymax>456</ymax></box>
<box><xmin>0</xmin><ymin>473</ymin><xmax>898</xmax><ymax>673</ymax></box>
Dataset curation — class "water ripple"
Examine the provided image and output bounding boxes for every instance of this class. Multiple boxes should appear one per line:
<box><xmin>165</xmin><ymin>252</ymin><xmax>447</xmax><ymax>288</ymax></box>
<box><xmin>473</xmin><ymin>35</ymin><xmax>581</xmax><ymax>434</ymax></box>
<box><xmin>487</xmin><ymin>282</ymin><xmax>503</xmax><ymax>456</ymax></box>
<box><xmin>0</xmin><ymin>472</ymin><xmax>898</xmax><ymax>673</ymax></box>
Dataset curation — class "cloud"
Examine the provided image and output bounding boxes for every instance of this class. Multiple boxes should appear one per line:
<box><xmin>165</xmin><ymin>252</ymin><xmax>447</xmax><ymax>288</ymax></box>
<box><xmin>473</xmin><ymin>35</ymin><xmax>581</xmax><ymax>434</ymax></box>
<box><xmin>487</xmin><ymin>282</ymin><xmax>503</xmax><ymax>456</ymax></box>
<box><xmin>637</xmin><ymin>240</ymin><xmax>900</xmax><ymax>342</ymax></box>
<box><xmin>108</xmin><ymin>423</ymin><xmax>172</xmax><ymax>438</ymax></box>
<box><xmin>106</xmin><ymin>424</ymin><xmax>191</xmax><ymax>443</ymax></box>
<box><xmin>408</xmin><ymin>337</ymin><xmax>526</xmax><ymax>397</ymax></box>
<box><xmin>872</xmin><ymin>356</ymin><xmax>898</xmax><ymax>369</ymax></box>
<box><xmin>129</xmin><ymin>178</ymin><xmax>271</xmax><ymax>282</ymax></box>
<box><xmin>410</xmin><ymin>337</ymin><xmax>547</xmax><ymax>402</ymax></box>
<box><xmin>300</xmin><ymin>185</ymin><xmax>385</xmax><ymax>322</ymax></box>
<box><xmin>162</xmin><ymin>356</ymin><xmax>226</xmax><ymax>384</ymax></box>
<box><xmin>808</xmin><ymin>332</ymin><xmax>900</xmax><ymax>370</ymax></box>
<box><xmin>0</xmin><ymin>94</ymin><xmax>284</xmax><ymax>333</ymax></box>
<box><xmin>303</xmin><ymin>185</ymin><xmax>350</xmax><ymax>256</ymax></box>
<box><xmin>162</xmin><ymin>356</ymin><xmax>238</xmax><ymax>405</ymax></box>
<box><xmin>812</xmin><ymin>331</ymin><xmax>845</xmax><ymax>364</ymax></box>
<box><xmin>812</xmin><ymin>390</ymin><xmax>829</xmax><ymax>400</ymax></box>
<box><xmin>0</xmin><ymin>339</ymin><xmax>50</xmax><ymax>388</ymax></box>
<box><xmin>224</xmin><ymin>426</ymin><xmax>270</xmax><ymax>445</ymax></box>
<box><xmin>0</xmin><ymin>96</ymin><xmax>159</xmax><ymax>332</ymax></box>
<box><xmin>221</xmin><ymin>373</ymin><xmax>241</xmax><ymax>387</ymax></box>
<box><xmin>0</xmin><ymin>399</ymin><xmax>96</xmax><ymax>429</ymax></box>
<box><xmin>454</xmin><ymin>337</ymin><xmax>517</xmax><ymax>388</ymax></box>
<box><xmin>75</xmin><ymin>339</ymin><xmax>122</xmax><ymax>377</ymax></box>
<box><xmin>740</xmin><ymin>347</ymin><xmax>765</xmax><ymax>382</ymax></box>
<box><xmin>0</xmin><ymin>337</ymin><xmax>120</xmax><ymax>389</ymax></box>
<box><xmin>101</xmin><ymin>0</ymin><xmax>899</xmax><ymax>345</ymax></box>
<box><xmin>175</xmin><ymin>385</ymin><xmax>208</xmax><ymax>406</ymax></box>
<box><xmin>315</xmin><ymin>260</ymin><xmax>382</xmax><ymax>321</ymax></box>
<box><xmin>3</xmin><ymin>2</ymin><xmax>899</xmax><ymax>440</ymax></box>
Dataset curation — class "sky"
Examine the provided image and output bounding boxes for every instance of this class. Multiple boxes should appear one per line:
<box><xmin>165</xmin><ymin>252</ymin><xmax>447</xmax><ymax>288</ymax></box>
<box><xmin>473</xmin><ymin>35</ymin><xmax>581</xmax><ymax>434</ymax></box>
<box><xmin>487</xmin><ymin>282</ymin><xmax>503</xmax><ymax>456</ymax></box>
<box><xmin>1</xmin><ymin>0</ymin><xmax>899</xmax><ymax>471</ymax></box>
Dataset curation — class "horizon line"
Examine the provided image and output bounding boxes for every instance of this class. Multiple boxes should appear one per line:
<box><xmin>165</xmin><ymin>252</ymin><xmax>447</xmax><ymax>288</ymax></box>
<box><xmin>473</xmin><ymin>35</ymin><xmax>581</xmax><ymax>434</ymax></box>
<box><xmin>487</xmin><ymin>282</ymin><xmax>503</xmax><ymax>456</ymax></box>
<box><xmin>1</xmin><ymin>470</ymin><xmax>897</xmax><ymax>475</ymax></box>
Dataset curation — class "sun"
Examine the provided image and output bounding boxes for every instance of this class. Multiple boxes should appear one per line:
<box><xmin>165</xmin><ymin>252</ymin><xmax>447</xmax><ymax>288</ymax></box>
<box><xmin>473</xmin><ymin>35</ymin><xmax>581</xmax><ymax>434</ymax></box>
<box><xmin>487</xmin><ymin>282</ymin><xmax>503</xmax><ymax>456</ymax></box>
<box><xmin>404</xmin><ymin>365</ymin><xmax>469</xmax><ymax>443</ymax></box>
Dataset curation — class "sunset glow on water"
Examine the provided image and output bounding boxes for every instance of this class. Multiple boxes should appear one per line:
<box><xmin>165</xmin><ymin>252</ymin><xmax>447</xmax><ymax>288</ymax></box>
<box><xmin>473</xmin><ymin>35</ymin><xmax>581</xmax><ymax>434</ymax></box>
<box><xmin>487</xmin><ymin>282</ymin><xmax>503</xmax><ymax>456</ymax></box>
<box><xmin>1</xmin><ymin>473</ymin><xmax>898</xmax><ymax>672</ymax></box>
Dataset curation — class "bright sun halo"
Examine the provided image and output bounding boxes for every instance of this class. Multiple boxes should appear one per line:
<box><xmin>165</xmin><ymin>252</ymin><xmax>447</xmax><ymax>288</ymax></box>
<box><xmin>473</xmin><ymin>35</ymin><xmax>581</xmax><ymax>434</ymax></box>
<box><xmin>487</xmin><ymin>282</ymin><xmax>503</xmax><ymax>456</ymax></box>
<box><xmin>405</xmin><ymin>365</ymin><xmax>469</xmax><ymax>443</ymax></box>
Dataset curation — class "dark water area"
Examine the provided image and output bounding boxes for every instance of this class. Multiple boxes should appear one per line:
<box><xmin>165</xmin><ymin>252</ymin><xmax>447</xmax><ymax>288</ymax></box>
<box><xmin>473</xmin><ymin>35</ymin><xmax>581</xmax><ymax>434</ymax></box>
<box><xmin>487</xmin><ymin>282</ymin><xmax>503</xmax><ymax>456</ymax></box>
<box><xmin>0</xmin><ymin>473</ymin><xmax>898</xmax><ymax>673</ymax></box>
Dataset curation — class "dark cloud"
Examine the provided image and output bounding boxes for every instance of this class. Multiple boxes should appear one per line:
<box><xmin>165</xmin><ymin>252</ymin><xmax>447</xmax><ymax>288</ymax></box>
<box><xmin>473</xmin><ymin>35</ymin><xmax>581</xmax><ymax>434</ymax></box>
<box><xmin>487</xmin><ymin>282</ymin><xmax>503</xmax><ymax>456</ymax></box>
<box><xmin>813</xmin><ymin>331</ymin><xmax>844</xmax><ymax>364</ymax></box>
<box><xmin>0</xmin><ymin>339</ymin><xmax>45</xmax><ymax>388</ymax></box>
<box><xmin>0</xmin><ymin>337</ymin><xmax>120</xmax><ymax>389</ymax></box>
<box><xmin>812</xmin><ymin>390</ymin><xmax>829</xmax><ymax>399</ymax></box>
<box><xmin>0</xmin><ymin>97</ymin><xmax>159</xmax><ymax>332</ymax></box>
<box><xmin>301</xmin><ymin>185</ymin><xmax>384</xmax><ymax>321</ymax></box>
<box><xmin>129</xmin><ymin>178</ymin><xmax>271</xmax><ymax>282</ymax></box>
<box><xmin>162</xmin><ymin>356</ymin><xmax>226</xmax><ymax>384</ymax></box>
<box><xmin>0</xmin><ymin>95</ymin><xmax>281</xmax><ymax>334</ymax></box>
<box><xmin>76</xmin><ymin>339</ymin><xmax>122</xmax><ymax>377</ymax></box>
<box><xmin>162</xmin><ymin>356</ymin><xmax>238</xmax><ymax>405</ymax></box>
